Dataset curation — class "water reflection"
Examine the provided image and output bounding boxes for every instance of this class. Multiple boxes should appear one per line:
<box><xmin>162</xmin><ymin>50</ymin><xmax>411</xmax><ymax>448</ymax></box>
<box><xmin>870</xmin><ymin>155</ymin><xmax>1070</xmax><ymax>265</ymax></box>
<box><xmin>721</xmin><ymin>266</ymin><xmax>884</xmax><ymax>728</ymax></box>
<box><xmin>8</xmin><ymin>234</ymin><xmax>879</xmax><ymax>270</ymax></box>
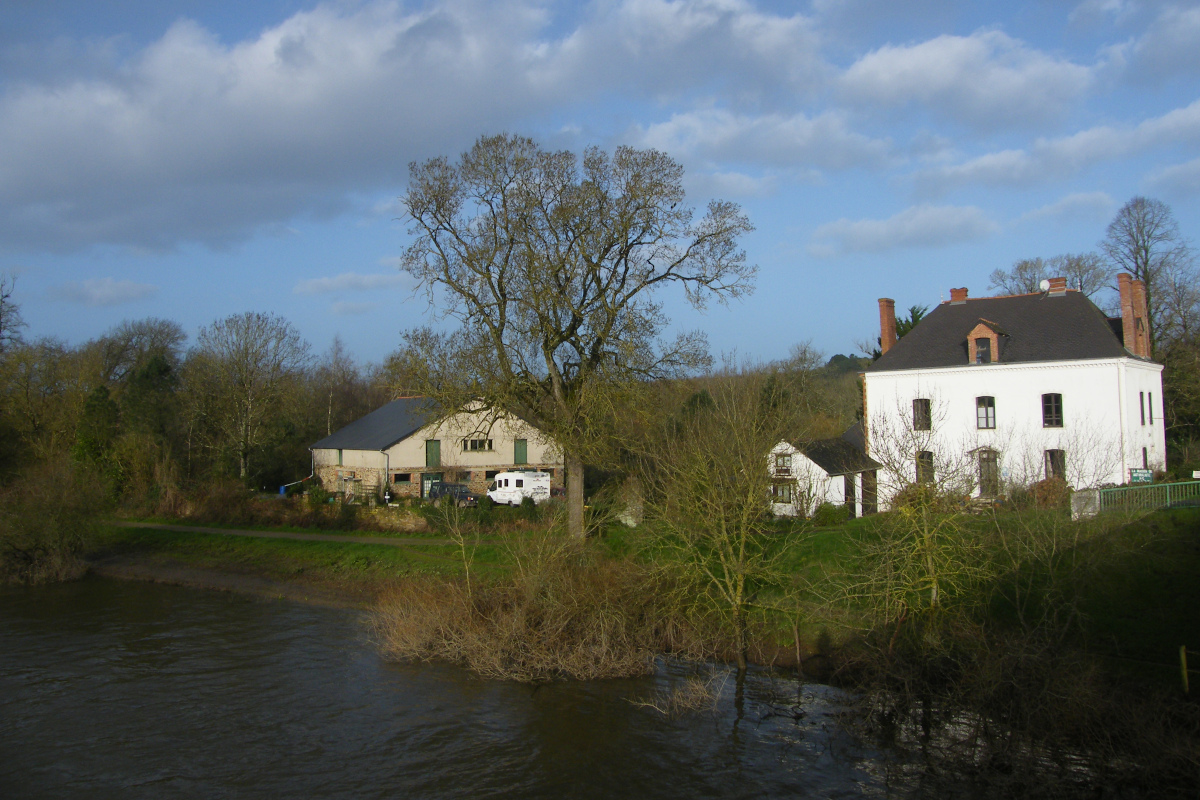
<box><xmin>1</xmin><ymin>578</ymin><xmax>894</xmax><ymax>799</ymax></box>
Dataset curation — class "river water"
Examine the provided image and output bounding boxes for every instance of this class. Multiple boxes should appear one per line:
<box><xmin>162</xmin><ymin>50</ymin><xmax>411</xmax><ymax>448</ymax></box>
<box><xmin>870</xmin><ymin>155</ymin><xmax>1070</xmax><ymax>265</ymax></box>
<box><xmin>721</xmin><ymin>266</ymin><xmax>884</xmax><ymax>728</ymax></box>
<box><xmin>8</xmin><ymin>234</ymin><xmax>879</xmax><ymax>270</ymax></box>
<box><xmin>1</xmin><ymin>577</ymin><xmax>904</xmax><ymax>798</ymax></box>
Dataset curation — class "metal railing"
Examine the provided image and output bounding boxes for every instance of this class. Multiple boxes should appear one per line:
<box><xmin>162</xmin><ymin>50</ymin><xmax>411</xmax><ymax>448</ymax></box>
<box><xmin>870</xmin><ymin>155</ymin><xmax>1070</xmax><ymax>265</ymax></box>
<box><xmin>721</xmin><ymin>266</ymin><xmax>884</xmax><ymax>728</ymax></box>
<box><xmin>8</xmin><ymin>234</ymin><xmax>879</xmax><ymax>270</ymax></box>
<box><xmin>1097</xmin><ymin>480</ymin><xmax>1200</xmax><ymax>512</ymax></box>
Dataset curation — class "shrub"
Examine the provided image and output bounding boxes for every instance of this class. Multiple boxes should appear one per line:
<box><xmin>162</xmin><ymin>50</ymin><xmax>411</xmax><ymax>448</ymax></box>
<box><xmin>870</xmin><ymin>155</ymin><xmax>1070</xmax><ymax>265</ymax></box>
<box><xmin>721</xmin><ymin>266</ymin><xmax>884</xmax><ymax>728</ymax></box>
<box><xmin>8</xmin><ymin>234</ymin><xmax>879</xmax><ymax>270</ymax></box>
<box><xmin>372</xmin><ymin>533</ymin><xmax>698</xmax><ymax>681</ymax></box>
<box><xmin>0</xmin><ymin>460</ymin><xmax>108</xmax><ymax>584</ymax></box>
<box><xmin>1030</xmin><ymin>477</ymin><xmax>1070</xmax><ymax>509</ymax></box>
<box><xmin>812</xmin><ymin>501</ymin><xmax>850</xmax><ymax>527</ymax></box>
<box><xmin>306</xmin><ymin>485</ymin><xmax>330</xmax><ymax>511</ymax></box>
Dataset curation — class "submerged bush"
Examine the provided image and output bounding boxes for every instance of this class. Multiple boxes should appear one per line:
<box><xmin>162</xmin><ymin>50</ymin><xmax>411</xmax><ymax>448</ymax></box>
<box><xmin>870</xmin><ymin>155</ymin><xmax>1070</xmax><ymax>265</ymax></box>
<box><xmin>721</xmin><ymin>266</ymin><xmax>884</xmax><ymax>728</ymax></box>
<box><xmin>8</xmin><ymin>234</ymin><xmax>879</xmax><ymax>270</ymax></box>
<box><xmin>0</xmin><ymin>460</ymin><xmax>108</xmax><ymax>584</ymax></box>
<box><xmin>372</xmin><ymin>530</ymin><xmax>710</xmax><ymax>681</ymax></box>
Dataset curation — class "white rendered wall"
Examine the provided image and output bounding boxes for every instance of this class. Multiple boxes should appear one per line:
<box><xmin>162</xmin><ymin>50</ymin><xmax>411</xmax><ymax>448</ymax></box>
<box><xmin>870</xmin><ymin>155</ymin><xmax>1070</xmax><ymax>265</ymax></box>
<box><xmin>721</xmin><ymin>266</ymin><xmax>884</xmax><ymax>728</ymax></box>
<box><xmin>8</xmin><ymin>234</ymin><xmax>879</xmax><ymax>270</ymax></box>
<box><xmin>863</xmin><ymin>357</ymin><xmax>1165</xmax><ymax>507</ymax></box>
<box><xmin>768</xmin><ymin>441</ymin><xmax>853</xmax><ymax>517</ymax></box>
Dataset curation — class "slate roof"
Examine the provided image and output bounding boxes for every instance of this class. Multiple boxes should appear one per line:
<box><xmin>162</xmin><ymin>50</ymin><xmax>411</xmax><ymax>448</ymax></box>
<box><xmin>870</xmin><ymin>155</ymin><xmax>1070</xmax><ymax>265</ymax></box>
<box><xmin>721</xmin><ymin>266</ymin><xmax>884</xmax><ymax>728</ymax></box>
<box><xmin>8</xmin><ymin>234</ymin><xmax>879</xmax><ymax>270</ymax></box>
<box><xmin>799</xmin><ymin>437</ymin><xmax>882</xmax><ymax>477</ymax></box>
<box><xmin>310</xmin><ymin>397</ymin><xmax>438</xmax><ymax>451</ymax></box>
<box><xmin>867</xmin><ymin>291</ymin><xmax>1133</xmax><ymax>373</ymax></box>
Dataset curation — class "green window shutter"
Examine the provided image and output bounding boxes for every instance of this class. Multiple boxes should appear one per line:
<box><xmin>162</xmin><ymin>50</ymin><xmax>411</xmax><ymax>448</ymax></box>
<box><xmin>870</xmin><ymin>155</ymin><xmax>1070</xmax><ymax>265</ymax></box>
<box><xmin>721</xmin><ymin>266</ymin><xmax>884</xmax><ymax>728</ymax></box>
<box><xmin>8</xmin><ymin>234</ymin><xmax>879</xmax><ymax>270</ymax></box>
<box><xmin>337</xmin><ymin>449</ymin><xmax>343</xmax><ymax>466</ymax></box>
<box><xmin>426</xmin><ymin>440</ymin><xmax>441</xmax><ymax>468</ymax></box>
<box><xmin>514</xmin><ymin>438</ymin><xmax>527</xmax><ymax>465</ymax></box>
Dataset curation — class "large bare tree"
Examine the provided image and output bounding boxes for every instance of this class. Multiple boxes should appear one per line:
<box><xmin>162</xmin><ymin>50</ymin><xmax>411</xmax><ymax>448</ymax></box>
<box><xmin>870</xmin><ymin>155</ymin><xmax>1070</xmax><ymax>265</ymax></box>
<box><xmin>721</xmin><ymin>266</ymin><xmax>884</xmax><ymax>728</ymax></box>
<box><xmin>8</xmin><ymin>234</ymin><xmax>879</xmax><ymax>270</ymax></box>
<box><xmin>399</xmin><ymin>134</ymin><xmax>756</xmax><ymax>538</ymax></box>
<box><xmin>1102</xmin><ymin>196</ymin><xmax>1195</xmax><ymax>357</ymax></box>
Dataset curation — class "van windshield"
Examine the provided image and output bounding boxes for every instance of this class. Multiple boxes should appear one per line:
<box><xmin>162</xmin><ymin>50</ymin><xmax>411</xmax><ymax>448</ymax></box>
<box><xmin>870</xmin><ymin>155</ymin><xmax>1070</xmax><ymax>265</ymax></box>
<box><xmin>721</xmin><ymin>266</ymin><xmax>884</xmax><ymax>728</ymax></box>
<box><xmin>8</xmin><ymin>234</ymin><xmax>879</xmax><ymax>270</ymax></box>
<box><xmin>487</xmin><ymin>481</ymin><xmax>496</xmax><ymax>491</ymax></box>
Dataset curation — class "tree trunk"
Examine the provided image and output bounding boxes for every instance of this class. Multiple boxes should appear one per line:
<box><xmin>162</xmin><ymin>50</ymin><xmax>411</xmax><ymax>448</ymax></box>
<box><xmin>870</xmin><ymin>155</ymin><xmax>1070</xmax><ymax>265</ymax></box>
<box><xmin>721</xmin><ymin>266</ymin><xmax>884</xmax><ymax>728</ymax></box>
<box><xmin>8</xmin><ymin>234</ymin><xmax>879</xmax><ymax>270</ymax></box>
<box><xmin>566</xmin><ymin>449</ymin><xmax>585</xmax><ymax>539</ymax></box>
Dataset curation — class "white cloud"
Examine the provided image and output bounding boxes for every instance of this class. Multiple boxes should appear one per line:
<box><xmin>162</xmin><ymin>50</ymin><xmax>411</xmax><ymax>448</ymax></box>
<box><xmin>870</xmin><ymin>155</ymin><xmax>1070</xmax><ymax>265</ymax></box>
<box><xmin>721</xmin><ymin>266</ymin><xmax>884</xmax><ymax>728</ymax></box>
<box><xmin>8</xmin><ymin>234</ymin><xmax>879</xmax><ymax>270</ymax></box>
<box><xmin>331</xmin><ymin>301</ymin><xmax>380</xmax><ymax>315</ymax></box>
<box><xmin>632</xmin><ymin>108</ymin><xmax>891</xmax><ymax>170</ymax></box>
<box><xmin>294</xmin><ymin>272</ymin><xmax>407</xmax><ymax>295</ymax></box>
<box><xmin>840</xmin><ymin>30</ymin><xmax>1093</xmax><ymax>128</ymax></box>
<box><xmin>1019</xmin><ymin>191</ymin><xmax>1114</xmax><ymax>223</ymax></box>
<box><xmin>49</xmin><ymin>277</ymin><xmax>158</xmax><ymax>306</ymax></box>
<box><xmin>0</xmin><ymin>0</ymin><xmax>835</xmax><ymax>253</ymax></box>
<box><xmin>915</xmin><ymin>97</ymin><xmax>1200</xmax><ymax>191</ymax></box>
<box><xmin>1125</xmin><ymin>4</ymin><xmax>1200</xmax><ymax>80</ymax></box>
<box><xmin>809</xmin><ymin>204</ymin><xmax>997</xmax><ymax>257</ymax></box>
<box><xmin>1068</xmin><ymin>0</ymin><xmax>1136</xmax><ymax>25</ymax></box>
<box><xmin>1146</xmin><ymin>157</ymin><xmax>1200</xmax><ymax>196</ymax></box>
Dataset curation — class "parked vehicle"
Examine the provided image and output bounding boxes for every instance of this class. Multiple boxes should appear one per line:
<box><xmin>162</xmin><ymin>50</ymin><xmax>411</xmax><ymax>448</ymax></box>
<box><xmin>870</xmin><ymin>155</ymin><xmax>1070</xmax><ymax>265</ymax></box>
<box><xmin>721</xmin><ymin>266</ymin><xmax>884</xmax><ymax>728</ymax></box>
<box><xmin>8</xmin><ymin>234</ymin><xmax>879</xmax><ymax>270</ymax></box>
<box><xmin>427</xmin><ymin>482</ymin><xmax>482</xmax><ymax>507</ymax></box>
<box><xmin>487</xmin><ymin>470</ymin><xmax>552</xmax><ymax>505</ymax></box>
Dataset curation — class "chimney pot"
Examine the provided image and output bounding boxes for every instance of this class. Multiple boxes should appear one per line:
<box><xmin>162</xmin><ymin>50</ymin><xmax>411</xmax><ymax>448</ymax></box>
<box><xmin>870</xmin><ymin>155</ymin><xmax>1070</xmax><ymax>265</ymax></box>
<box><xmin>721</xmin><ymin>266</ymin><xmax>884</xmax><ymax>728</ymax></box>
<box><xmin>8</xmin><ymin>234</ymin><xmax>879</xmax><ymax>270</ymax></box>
<box><xmin>878</xmin><ymin>298</ymin><xmax>897</xmax><ymax>356</ymax></box>
<box><xmin>950</xmin><ymin>287</ymin><xmax>968</xmax><ymax>304</ymax></box>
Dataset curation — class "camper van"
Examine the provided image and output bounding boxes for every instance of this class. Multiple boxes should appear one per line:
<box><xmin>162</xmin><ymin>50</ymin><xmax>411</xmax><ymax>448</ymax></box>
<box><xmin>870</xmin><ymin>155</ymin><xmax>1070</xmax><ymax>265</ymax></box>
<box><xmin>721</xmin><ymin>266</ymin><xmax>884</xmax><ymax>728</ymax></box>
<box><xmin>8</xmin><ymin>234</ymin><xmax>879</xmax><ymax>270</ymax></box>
<box><xmin>487</xmin><ymin>470</ymin><xmax>552</xmax><ymax>506</ymax></box>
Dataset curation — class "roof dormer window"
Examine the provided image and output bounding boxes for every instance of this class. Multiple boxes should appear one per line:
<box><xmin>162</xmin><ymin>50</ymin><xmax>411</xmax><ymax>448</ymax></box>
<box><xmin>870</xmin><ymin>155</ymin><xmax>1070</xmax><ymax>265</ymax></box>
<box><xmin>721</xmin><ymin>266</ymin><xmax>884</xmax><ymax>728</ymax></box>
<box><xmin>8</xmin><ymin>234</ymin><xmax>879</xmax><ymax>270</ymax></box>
<box><xmin>975</xmin><ymin>338</ymin><xmax>991</xmax><ymax>364</ymax></box>
<box><xmin>966</xmin><ymin>319</ymin><xmax>1003</xmax><ymax>365</ymax></box>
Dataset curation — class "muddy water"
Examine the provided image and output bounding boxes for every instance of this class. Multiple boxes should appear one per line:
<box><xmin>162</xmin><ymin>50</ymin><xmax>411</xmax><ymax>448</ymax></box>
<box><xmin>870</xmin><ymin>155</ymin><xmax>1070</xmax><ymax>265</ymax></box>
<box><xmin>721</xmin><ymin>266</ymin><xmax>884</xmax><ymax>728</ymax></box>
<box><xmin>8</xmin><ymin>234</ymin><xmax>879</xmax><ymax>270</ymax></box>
<box><xmin>0</xmin><ymin>578</ymin><xmax>899</xmax><ymax>798</ymax></box>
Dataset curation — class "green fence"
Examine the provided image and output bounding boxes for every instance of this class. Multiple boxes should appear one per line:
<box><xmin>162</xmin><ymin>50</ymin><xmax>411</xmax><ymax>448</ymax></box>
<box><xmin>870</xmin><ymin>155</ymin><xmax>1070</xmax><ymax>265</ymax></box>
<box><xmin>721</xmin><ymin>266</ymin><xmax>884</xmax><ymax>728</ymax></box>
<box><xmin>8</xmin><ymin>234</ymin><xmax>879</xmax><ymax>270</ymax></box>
<box><xmin>1098</xmin><ymin>480</ymin><xmax>1200</xmax><ymax>512</ymax></box>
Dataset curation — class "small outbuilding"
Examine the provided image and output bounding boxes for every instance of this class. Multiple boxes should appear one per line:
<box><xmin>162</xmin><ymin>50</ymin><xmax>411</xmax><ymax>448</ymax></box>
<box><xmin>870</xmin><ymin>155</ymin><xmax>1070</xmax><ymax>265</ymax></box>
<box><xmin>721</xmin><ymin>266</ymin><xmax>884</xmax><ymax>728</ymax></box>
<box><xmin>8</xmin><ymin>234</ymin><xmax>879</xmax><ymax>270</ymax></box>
<box><xmin>769</xmin><ymin>424</ymin><xmax>881</xmax><ymax>518</ymax></box>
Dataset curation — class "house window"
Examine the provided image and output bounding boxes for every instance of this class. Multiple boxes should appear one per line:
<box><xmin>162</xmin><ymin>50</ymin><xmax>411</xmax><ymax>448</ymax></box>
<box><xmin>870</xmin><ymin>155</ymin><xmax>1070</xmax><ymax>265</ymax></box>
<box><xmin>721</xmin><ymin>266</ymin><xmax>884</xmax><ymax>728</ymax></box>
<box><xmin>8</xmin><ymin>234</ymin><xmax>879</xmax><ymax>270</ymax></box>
<box><xmin>1139</xmin><ymin>392</ymin><xmax>1145</xmax><ymax>426</ymax></box>
<box><xmin>1149</xmin><ymin>392</ymin><xmax>1154</xmax><ymax>424</ymax></box>
<box><xmin>913</xmin><ymin>398</ymin><xmax>932</xmax><ymax>431</ymax></box>
<box><xmin>975</xmin><ymin>338</ymin><xmax>992</xmax><ymax>364</ymax></box>
<box><xmin>393</xmin><ymin>473</ymin><xmax>411</xmax><ymax>484</ymax></box>
<box><xmin>1044</xmin><ymin>449</ymin><xmax>1066</xmax><ymax>481</ymax></box>
<box><xmin>976</xmin><ymin>396</ymin><xmax>996</xmax><ymax>429</ymax></box>
<box><xmin>774</xmin><ymin>453</ymin><xmax>792</xmax><ymax>476</ymax></box>
<box><xmin>770</xmin><ymin>483</ymin><xmax>794</xmax><ymax>503</ymax></box>
<box><xmin>916</xmin><ymin>451</ymin><xmax>935</xmax><ymax>484</ymax></box>
<box><xmin>978</xmin><ymin>450</ymin><xmax>1000</xmax><ymax>498</ymax></box>
<box><xmin>337</xmin><ymin>449</ymin><xmax>343</xmax><ymax>466</ymax></box>
<box><xmin>1042</xmin><ymin>393</ymin><xmax>1063</xmax><ymax>428</ymax></box>
<box><xmin>461</xmin><ymin>438</ymin><xmax>494</xmax><ymax>451</ymax></box>
<box><xmin>1143</xmin><ymin>447</ymin><xmax>1149</xmax><ymax>470</ymax></box>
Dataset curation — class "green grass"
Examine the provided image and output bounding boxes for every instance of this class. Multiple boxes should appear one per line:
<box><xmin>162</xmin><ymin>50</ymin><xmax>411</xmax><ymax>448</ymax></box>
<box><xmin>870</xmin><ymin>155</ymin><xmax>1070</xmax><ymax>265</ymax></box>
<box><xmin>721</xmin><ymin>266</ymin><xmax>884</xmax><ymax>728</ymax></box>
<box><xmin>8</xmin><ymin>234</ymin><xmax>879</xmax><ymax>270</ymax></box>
<box><xmin>95</xmin><ymin>504</ymin><xmax>1200</xmax><ymax>687</ymax></box>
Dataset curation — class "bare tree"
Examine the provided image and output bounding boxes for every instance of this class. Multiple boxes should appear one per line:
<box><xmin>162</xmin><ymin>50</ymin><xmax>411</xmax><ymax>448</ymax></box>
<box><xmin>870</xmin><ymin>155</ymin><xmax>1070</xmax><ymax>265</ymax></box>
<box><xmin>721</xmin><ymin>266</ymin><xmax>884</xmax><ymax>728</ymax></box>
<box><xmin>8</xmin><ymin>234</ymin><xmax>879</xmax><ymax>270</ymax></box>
<box><xmin>1102</xmin><ymin>196</ymin><xmax>1196</xmax><ymax>357</ymax></box>
<box><xmin>988</xmin><ymin>258</ymin><xmax>1048</xmax><ymax>295</ymax></box>
<box><xmin>186</xmin><ymin>312</ymin><xmax>311</xmax><ymax>480</ymax></box>
<box><xmin>1048</xmin><ymin>252</ymin><xmax>1108</xmax><ymax>299</ymax></box>
<box><xmin>95</xmin><ymin>318</ymin><xmax>186</xmax><ymax>384</ymax></box>
<box><xmin>638</xmin><ymin>366</ymin><xmax>807</xmax><ymax>669</ymax></box>
<box><xmin>399</xmin><ymin>134</ymin><xmax>756</xmax><ymax>539</ymax></box>
<box><xmin>0</xmin><ymin>274</ymin><xmax>26</xmax><ymax>356</ymax></box>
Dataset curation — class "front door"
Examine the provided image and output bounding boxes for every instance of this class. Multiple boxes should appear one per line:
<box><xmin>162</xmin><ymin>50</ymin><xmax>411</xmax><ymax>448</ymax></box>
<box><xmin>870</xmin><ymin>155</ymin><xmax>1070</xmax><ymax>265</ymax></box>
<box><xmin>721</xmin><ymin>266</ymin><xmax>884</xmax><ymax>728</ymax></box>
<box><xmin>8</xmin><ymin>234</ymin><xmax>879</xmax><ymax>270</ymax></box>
<box><xmin>421</xmin><ymin>472</ymin><xmax>443</xmax><ymax>499</ymax></box>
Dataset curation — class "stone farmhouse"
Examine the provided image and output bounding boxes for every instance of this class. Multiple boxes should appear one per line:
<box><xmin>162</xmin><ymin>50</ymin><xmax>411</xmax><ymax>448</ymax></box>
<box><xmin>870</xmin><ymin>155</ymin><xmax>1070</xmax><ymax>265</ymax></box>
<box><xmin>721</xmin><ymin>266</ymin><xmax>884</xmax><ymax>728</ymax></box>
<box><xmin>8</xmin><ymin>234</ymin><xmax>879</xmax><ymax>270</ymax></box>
<box><xmin>310</xmin><ymin>398</ymin><xmax>562</xmax><ymax>501</ymax></box>
<box><xmin>862</xmin><ymin>274</ymin><xmax>1165</xmax><ymax>509</ymax></box>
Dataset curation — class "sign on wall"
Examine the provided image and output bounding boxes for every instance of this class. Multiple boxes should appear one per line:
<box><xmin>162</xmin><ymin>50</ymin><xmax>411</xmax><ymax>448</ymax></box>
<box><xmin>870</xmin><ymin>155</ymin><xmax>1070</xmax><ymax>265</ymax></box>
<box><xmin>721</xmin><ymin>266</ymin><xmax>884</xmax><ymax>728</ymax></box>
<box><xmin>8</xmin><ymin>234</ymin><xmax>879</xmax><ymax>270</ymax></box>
<box><xmin>1129</xmin><ymin>468</ymin><xmax>1153</xmax><ymax>484</ymax></box>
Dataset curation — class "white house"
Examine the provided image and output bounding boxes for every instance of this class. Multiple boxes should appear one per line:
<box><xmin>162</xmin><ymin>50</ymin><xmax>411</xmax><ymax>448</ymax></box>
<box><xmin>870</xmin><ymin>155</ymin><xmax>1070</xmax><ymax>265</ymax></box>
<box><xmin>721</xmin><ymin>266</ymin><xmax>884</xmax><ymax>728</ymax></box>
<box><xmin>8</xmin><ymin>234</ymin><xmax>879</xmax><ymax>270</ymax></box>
<box><xmin>863</xmin><ymin>274</ymin><xmax>1165</xmax><ymax>508</ymax></box>
<box><xmin>769</xmin><ymin>425</ymin><xmax>882</xmax><ymax>518</ymax></box>
<box><xmin>310</xmin><ymin>398</ymin><xmax>562</xmax><ymax>500</ymax></box>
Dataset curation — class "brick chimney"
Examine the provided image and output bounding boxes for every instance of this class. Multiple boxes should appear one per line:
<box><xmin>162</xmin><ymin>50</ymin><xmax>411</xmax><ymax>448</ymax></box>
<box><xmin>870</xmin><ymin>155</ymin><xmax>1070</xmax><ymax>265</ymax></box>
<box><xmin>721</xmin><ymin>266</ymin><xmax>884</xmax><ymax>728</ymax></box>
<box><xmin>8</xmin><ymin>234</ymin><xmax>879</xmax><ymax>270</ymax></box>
<box><xmin>1118</xmin><ymin>273</ymin><xmax>1150</xmax><ymax>358</ymax></box>
<box><xmin>1047</xmin><ymin>276</ymin><xmax>1067</xmax><ymax>296</ymax></box>
<box><xmin>950</xmin><ymin>287</ymin><xmax>968</xmax><ymax>304</ymax></box>
<box><xmin>878</xmin><ymin>298</ymin><xmax>897</xmax><ymax>355</ymax></box>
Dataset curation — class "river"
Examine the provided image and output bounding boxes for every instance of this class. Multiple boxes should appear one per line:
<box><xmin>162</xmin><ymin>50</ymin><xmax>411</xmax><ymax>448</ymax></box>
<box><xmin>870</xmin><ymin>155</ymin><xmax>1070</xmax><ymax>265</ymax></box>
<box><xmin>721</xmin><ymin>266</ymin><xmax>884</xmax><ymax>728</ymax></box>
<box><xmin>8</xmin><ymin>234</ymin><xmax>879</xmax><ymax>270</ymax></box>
<box><xmin>1</xmin><ymin>577</ymin><xmax>904</xmax><ymax>798</ymax></box>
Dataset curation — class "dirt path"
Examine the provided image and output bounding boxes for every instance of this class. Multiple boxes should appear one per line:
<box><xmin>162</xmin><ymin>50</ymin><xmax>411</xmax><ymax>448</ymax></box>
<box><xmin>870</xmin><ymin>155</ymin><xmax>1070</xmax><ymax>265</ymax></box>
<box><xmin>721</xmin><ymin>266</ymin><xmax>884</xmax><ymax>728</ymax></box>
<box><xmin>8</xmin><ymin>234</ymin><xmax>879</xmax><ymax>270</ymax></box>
<box><xmin>109</xmin><ymin>520</ymin><xmax>463</xmax><ymax>547</ymax></box>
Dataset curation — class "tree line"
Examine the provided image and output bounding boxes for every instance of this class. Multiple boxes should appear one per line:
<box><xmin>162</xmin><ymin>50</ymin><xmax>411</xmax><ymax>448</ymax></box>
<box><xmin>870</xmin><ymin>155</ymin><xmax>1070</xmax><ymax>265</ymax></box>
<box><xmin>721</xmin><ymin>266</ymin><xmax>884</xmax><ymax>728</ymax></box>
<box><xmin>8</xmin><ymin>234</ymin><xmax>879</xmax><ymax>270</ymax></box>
<box><xmin>0</xmin><ymin>303</ymin><xmax>396</xmax><ymax>499</ymax></box>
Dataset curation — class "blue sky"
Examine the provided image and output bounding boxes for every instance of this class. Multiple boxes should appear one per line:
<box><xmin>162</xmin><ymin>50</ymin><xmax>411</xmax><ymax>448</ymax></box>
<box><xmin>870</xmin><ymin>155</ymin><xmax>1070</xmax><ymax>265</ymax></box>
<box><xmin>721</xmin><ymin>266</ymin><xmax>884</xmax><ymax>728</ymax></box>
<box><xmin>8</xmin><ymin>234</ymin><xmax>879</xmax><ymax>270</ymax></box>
<box><xmin>2</xmin><ymin>0</ymin><xmax>1198</xmax><ymax>366</ymax></box>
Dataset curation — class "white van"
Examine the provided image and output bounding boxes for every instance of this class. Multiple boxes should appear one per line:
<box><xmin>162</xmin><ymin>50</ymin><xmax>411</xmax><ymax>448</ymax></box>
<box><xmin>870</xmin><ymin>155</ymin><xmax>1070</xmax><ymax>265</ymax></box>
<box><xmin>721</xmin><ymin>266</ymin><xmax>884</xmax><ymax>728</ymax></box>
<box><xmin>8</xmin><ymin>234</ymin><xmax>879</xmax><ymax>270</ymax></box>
<box><xmin>487</xmin><ymin>470</ymin><xmax>552</xmax><ymax>506</ymax></box>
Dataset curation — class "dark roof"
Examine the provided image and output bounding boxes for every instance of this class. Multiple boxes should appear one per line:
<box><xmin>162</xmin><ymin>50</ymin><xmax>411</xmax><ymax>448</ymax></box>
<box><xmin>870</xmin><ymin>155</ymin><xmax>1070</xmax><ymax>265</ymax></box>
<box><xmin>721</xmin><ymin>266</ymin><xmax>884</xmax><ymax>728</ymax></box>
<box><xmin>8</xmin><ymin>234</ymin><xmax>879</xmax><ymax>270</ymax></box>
<box><xmin>310</xmin><ymin>397</ymin><xmax>437</xmax><ymax>451</ymax></box>
<box><xmin>867</xmin><ymin>291</ymin><xmax>1133</xmax><ymax>373</ymax></box>
<box><xmin>799</xmin><ymin>437</ymin><xmax>881</xmax><ymax>476</ymax></box>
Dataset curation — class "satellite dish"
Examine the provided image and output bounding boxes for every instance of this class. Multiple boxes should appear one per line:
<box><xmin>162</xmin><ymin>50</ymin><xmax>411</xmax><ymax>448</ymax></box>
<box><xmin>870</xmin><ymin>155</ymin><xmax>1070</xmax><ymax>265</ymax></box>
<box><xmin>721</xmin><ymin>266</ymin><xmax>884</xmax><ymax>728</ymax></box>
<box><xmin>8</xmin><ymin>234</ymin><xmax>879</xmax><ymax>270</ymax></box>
<box><xmin>1039</xmin><ymin>279</ymin><xmax>1051</xmax><ymax>292</ymax></box>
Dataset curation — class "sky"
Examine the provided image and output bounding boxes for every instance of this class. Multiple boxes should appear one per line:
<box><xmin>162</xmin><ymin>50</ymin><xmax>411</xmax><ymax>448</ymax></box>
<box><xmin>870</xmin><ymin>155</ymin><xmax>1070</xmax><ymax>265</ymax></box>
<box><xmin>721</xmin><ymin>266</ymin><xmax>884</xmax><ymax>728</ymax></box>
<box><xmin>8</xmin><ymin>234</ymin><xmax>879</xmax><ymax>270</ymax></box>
<box><xmin>2</xmin><ymin>0</ymin><xmax>1198</xmax><ymax>367</ymax></box>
